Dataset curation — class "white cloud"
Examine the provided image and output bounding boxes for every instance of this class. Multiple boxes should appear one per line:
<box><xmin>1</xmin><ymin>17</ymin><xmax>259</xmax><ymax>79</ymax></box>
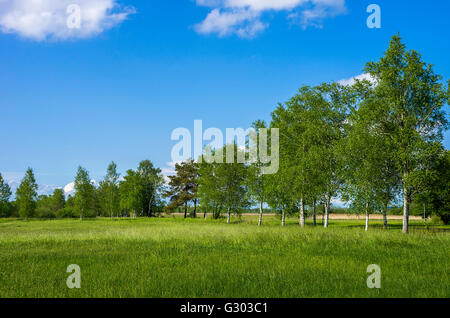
<box><xmin>0</xmin><ymin>0</ymin><xmax>135</xmax><ymax>41</ymax></box>
<box><xmin>194</xmin><ymin>0</ymin><xmax>347</xmax><ymax>38</ymax></box>
<box><xmin>63</xmin><ymin>179</ymin><xmax>97</xmax><ymax>196</ymax></box>
<box><xmin>331</xmin><ymin>197</ymin><xmax>348</xmax><ymax>208</ymax></box>
<box><xmin>338</xmin><ymin>73</ymin><xmax>376</xmax><ymax>86</ymax></box>
<box><xmin>161</xmin><ymin>161</ymin><xmax>178</xmax><ymax>184</ymax></box>
<box><xmin>195</xmin><ymin>7</ymin><xmax>266</xmax><ymax>38</ymax></box>
<box><xmin>1</xmin><ymin>171</ymin><xmax>61</xmax><ymax>196</ymax></box>
<box><xmin>63</xmin><ymin>182</ymin><xmax>75</xmax><ymax>195</ymax></box>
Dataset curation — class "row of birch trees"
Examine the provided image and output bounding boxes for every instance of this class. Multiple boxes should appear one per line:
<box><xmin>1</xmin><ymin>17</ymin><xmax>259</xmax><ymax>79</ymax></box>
<box><xmin>167</xmin><ymin>35</ymin><xmax>449</xmax><ymax>233</ymax></box>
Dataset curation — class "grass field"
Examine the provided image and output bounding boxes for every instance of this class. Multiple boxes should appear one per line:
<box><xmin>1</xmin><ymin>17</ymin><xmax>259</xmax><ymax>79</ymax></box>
<box><xmin>0</xmin><ymin>216</ymin><xmax>449</xmax><ymax>298</ymax></box>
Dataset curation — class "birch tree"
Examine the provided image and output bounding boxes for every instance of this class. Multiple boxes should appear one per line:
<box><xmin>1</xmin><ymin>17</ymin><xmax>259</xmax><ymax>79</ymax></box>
<box><xmin>74</xmin><ymin>166</ymin><xmax>95</xmax><ymax>220</ymax></box>
<box><xmin>99</xmin><ymin>162</ymin><xmax>120</xmax><ymax>218</ymax></box>
<box><xmin>313</xmin><ymin>83</ymin><xmax>352</xmax><ymax>228</ymax></box>
<box><xmin>364</xmin><ymin>35</ymin><xmax>449</xmax><ymax>233</ymax></box>
<box><xmin>246</xmin><ymin>120</ymin><xmax>268</xmax><ymax>226</ymax></box>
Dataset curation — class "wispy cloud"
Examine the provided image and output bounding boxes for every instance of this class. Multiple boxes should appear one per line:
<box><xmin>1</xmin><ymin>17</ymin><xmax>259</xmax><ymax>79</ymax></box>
<box><xmin>338</xmin><ymin>73</ymin><xmax>376</xmax><ymax>86</ymax></box>
<box><xmin>1</xmin><ymin>171</ymin><xmax>62</xmax><ymax>196</ymax></box>
<box><xmin>194</xmin><ymin>0</ymin><xmax>347</xmax><ymax>38</ymax></box>
<box><xmin>0</xmin><ymin>0</ymin><xmax>135</xmax><ymax>41</ymax></box>
<box><xmin>161</xmin><ymin>161</ymin><xmax>179</xmax><ymax>184</ymax></box>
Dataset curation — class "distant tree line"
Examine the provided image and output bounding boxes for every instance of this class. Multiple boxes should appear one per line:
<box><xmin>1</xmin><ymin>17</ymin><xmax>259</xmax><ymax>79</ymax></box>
<box><xmin>0</xmin><ymin>35</ymin><xmax>449</xmax><ymax>232</ymax></box>
<box><xmin>0</xmin><ymin>160</ymin><xmax>165</xmax><ymax>220</ymax></box>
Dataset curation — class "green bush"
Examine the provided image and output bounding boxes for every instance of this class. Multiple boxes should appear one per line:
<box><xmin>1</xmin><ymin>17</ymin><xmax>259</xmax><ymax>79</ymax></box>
<box><xmin>55</xmin><ymin>207</ymin><xmax>75</xmax><ymax>218</ymax></box>
<box><xmin>431</xmin><ymin>215</ymin><xmax>444</xmax><ymax>225</ymax></box>
<box><xmin>74</xmin><ymin>208</ymin><xmax>97</xmax><ymax>218</ymax></box>
<box><xmin>0</xmin><ymin>202</ymin><xmax>13</xmax><ymax>218</ymax></box>
<box><xmin>389</xmin><ymin>207</ymin><xmax>403</xmax><ymax>215</ymax></box>
<box><xmin>36</xmin><ymin>207</ymin><xmax>56</xmax><ymax>219</ymax></box>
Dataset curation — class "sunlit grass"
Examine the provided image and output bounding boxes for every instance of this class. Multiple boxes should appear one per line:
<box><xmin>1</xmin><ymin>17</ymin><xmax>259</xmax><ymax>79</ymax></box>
<box><xmin>0</xmin><ymin>216</ymin><xmax>448</xmax><ymax>298</ymax></box>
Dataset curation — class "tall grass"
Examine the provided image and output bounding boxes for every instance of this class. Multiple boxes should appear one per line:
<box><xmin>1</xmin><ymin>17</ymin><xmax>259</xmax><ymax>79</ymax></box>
<box><xmin>0</xmin><ymin>217</ymin><xmax>448</xmax><ymax>298</ymax></box>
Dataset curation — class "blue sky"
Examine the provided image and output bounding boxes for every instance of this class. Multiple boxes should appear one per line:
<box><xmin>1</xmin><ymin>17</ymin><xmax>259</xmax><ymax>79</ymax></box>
<box><xmin>0</xmin><ymin>0</ymin><xmax>449</xmax><ymax>191</ymax></box>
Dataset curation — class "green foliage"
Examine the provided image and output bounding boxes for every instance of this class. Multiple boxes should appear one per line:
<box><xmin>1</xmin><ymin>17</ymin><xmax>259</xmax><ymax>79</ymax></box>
<box><xmin>52</xmin><ymin>188</ymin><xmax>65</xmax><ymax>211</ymax></box>
<box><xmin>15</xmin><ymin>168</ymin><xmax>38</xmax><ymax>219</ymax></box>
<box><xmin>74</xmin><ymin>166</ymin><xmax>96</xmax><ymax>219</ymax></box>
<box><xmin>342</xmin><ymin>79</ymin><xmax>400</xmax><ymax>219</ymax></box>
<box><xmin>245</xmin><ymin>120</ymin><xmax>269</xmax><ymax>222</ymax></box>
<box><xmin>0</xmin><ymin>202</ymin><xmax>13</xmax><ymax>218</ymax></box>
<box><xmin>55</xmin><ymin>206</ymin><xmax>75</xmax><ymax>218</ymax></box>
<box><xmin>137</xmin><ymin>160</ymin><xmax>164</xmax><ymax>217</ymax></box>
<box><xmin>119</xmin><ymin>169</ymin><xmax>141</xmax><ymax>216</ymax></box>
<box><xmin>0</xmin><ymin>173</ymin><xmax>12</xmax><ymax>217</ymax></box>
<box><xmin>364</xmin><ymin>35</ymin><xmax>449</xmax><ymax>232</ymax></box>
<box><xmin>98</xmin><ymin>162</ymin><xmax>121</xmax><ymax>217</ymax></box>
<box><xmin>412</xmin><ymin>150</ymin><xmax>450</xmax><ymax>224</ymax></box>
<box><xmin>198</xmin><ymin>144</ymin><xmax>249</xmax><ymax>220</ymax></box>
<box><xmin>267</xmin><ymin>83</ymin><xmax>351</xmax><ymax>226</ymax></box>
<box><xmin>119</xmin><ymin>160</ymin><xmax>164</xmax><ymax>217</ymax></box>
<box><xmin>431</xmin><ymin>151</ymin><xmax>450</xmax><ymax>224</ymax></box>
<box><xmin>164</xmin><ymin>159</ymin><xmax>199</xmax><ymax>217</ymax></box>
<box><xmin>0</xmin><ymin>173</ymin><xmax>12</xmax><ymax>203</ymax></box>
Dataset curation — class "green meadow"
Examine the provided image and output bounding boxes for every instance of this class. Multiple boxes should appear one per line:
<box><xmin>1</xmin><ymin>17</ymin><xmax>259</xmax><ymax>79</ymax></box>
<box><xmin>0</xmin><ymin>216</ymin><xmax>448</xmax><ymax>298</ymax></box>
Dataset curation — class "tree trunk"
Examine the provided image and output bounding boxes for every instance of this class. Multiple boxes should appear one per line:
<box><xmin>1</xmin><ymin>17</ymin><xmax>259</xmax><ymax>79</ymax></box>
<box><xmin>402</xmin><ymin>185</ymin><xmax>410</xmax><ymax>234</ymax></box>
<box><xmin>365</xmin><ymin>201</ymin><xmax>369</xmax><ymax>232</ymax></box>
<box><xmin>299</xmin><ymin>197</ymin><xmax>305</xmax><ymax>228</ymax></box>
<box><xmin>313</xmin><ymin>199</ymin><xmax>316</xmax><ymax>226</ymax></box>
<box><xmin>281</xmin><ymin>210</ymin><xmax>286</xmax><ymax>227</ymax></box>
<box><xmin>423</xmin><ymin>203</ymin><xmax>426</xmax><ymax>224</ymax></box>
<box><xmin>193</xmin><ymin>199</ymin><xmax>197</xmax><ymax>218</ymax></box>
<box><xmin>110</xmin><ymin>189</ymin><xmax>113</xmax><ymax>219</ymax></box>
<box><xmin>227</xmin><ymin>207</ymin><xmax>231</xmax><ymax>224</ymax></box>
<box><xmin>258</xmin><ymin>200</ymin><xmax>263</xmax><ymax>226</ymax></box>
<box><xmin>324</xmin><ymin>197</ymin><xmax>329</xmax><ymax>228</ymax></box>
<box><xmin>184</xmin><ymin>202</ymin><xmax>187</xmax><ymax>219</ymax></box>
<box><xmin>204</xmin><ymin>210</ymin><xmax>207</xmax><ymax>219</ymax></box>
<box><xmin>383</xmin><ymin>203</ymin><xmax>388</xmax><ymax>229</ymax></box>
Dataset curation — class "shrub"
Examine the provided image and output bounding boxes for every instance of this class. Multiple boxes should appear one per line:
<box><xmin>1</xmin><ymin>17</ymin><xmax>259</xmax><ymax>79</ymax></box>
<box><xmin>0</xmin><ymin>202</ymin><xmax>13</xmax><ymax>218</ymax></box>
<box><xmin>36</xmin><ymin>207</ymin><xmax>56</xmax><ymax>219</ymax></box>
<box><xmin>431</xmin><ymin>215</ymin><xmax>444</xmax><ymax>225</ymax></box>
<box><xmin>55</xmin><ymin>207</ymin><xmax>75</xmax><ymax>218</ymax></box>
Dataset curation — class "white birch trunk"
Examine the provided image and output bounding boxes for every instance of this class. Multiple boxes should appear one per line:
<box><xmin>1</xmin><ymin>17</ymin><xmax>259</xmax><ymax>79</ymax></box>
<box><xmin>282</xmin><ymin>210</ymin><xmax>286</xmax><ymax>227</ymax></box>
<box><xmin>227</xmin><ymin>207</ymin><xmax>231</xmax><ymax>224</ymax></box>
<box><xmin>402</xmin><ymin>188</ymin><xmax>409</xmax><ymax>234</ymax></box>
<box><xmin>258</xmin><ymin>201</ymin><xmax>263</xmax><ymax>226</ymax></box>
<box><xmin>365</xmin><ymin>201</ymin><xmax>369</xmax><ymax>232</ymax></box>
<box><xmin>423</xmin><ymin>203</ymin><xmax>426</xmax><ymax>224</ymax></box>
<box><xmin>313</xmin><ymin>199</ymin><xmax>316</xmax><ymax>226</ymax></box>
<box><xmin>299</xmin><ymin>197</ymin><xmax>305</xmax><ymax>228</ymax></box>
<box><xmin>324</xmin><ymin>197</ymin><xmax>329</xmax><ymax>228</ymax></box>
